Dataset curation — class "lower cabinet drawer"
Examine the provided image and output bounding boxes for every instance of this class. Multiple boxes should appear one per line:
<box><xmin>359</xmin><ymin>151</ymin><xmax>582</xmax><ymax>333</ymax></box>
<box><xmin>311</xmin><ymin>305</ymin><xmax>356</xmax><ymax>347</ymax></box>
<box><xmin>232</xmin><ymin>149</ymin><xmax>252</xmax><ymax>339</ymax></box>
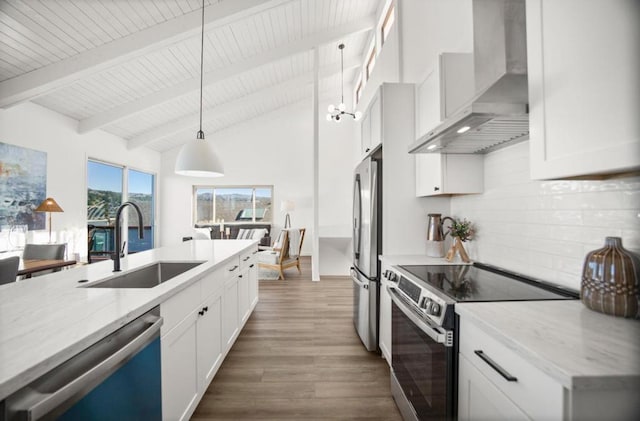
<box><xmin>239</xmin><ymin>246</ymin><xmax>258</xmax><ymax>269</ymax></box>
<box><xmin>161</xmin><ymin>281</ymin><xmax>201</xmax><ymax>335</ymax></box>
<box><xmin>459</xmin><ymin>318</ymin><xmax>564</xmax><ymax>420</ymax></box>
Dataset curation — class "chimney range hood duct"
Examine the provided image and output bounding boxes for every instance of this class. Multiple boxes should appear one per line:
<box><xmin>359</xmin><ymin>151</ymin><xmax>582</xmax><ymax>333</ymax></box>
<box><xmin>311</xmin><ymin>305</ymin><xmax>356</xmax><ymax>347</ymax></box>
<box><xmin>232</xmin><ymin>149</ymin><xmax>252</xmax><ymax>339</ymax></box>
<box><xmin>409</xmin><ymin>0</ymin><xmax>529</xmax><ymax>154</ymax></box>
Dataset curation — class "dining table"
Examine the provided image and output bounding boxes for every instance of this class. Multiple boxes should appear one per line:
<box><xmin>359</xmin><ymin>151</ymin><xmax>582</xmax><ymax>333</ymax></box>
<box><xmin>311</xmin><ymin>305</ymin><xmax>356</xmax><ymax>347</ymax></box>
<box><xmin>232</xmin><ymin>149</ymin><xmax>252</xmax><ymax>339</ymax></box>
<box><xmin>18</xmin><ymin>259</ymin><xmax>77</xmax><ymax>278</ymax></box>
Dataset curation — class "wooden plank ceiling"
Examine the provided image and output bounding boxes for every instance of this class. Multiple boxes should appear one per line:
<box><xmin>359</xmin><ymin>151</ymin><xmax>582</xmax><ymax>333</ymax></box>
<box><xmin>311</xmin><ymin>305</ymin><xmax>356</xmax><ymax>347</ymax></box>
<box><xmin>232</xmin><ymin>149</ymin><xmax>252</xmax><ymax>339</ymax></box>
<box><xmin>0</xmin><ymin>0</ymin><xmax>380</xmax><ymax>151</ymax></box>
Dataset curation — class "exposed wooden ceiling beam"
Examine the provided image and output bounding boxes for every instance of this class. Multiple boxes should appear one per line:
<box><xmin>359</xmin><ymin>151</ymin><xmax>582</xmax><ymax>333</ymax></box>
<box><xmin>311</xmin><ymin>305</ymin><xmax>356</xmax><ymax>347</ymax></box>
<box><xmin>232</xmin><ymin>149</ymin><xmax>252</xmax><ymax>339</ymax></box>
<box><xmin>0</xmin><ymin>0</ymin><xmax>294</xmax><ymax>108</ymax></box>
<box><xmin>78</xmin><ymin>16</ymin><xmax>375</xmax><ymax>134</ymax></box>
<box><xmin>127</xmin><ymin>59</ymin><xmax>362</xmax><ymax>149</ymax></box>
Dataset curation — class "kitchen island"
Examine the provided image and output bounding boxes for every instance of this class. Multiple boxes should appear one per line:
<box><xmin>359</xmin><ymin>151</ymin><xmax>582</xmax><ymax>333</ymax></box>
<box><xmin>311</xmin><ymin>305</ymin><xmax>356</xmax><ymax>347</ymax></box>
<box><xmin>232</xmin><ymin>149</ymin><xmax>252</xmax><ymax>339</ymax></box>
<box><xmin>0</xmin><ymin>239</ymin><xmax>258</xmax><ymax>419</ymax></box>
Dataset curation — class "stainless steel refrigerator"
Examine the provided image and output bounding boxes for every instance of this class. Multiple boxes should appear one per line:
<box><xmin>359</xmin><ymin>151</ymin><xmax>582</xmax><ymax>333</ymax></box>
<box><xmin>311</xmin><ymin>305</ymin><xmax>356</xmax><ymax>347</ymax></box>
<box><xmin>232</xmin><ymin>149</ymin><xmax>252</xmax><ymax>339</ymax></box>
<box><xmin>351</xmin><ymin>154</ymin><xmax>381</xmax><ymax>352</ymax></box>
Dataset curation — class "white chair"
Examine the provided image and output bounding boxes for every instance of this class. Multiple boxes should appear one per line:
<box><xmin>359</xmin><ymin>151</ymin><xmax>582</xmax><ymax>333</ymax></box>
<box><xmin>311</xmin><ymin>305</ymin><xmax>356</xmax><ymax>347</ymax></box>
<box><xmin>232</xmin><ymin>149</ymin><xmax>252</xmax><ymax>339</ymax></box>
<box><xmin>257</xmin><ymin>228</ymin><xmax>305</xmax><ymax>280</ymax></box>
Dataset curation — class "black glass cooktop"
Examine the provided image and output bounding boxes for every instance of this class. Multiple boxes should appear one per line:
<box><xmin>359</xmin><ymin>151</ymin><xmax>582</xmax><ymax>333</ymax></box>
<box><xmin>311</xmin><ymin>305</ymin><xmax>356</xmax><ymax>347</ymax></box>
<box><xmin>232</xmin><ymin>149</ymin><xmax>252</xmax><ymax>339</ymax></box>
<box><xmin>399</xmin><ymin>263</ymin><xmax>579</xmax><ymax>302</ymax></box>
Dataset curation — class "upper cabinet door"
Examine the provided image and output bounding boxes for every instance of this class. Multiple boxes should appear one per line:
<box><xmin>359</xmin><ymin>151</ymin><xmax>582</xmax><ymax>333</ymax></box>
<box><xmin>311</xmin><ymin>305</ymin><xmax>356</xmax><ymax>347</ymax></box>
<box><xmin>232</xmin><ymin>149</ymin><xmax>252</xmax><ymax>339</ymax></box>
<box><xmin>416</xmin><ymin>53</ymin><xmax>474</xmax><ymax>138</ymax></box>
<box><xmin>527</xmin><ymin>0</ymin><xmax>640</xmax><ymax>179</ymax></box>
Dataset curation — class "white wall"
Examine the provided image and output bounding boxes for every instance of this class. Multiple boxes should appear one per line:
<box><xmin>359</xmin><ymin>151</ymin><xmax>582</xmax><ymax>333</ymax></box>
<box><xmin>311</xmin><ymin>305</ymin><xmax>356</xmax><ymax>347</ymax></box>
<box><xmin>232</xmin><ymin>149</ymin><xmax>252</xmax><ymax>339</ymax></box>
<box><xmin>318</xmin><ymin>111</ymin><xmax>359</xmax><ymax>275</ymax></box>
<box><xmin>451</xmin><ymin>142</ymin><xmax>640</xmax><ymax>290</ymax></box>
<box><xmin>400</xmin><ymin>0</ymin><xmax>473</xmax><ymax>83</ymax></box>
<box><xmin>160</xmin><ymin>102</ymin><xmax>315</xmax><ymax>256</ymax></box>
<box><xmin>0</xmin><ymin>102</ymin><xmax>161</xmax><ymax>259</ymax></box>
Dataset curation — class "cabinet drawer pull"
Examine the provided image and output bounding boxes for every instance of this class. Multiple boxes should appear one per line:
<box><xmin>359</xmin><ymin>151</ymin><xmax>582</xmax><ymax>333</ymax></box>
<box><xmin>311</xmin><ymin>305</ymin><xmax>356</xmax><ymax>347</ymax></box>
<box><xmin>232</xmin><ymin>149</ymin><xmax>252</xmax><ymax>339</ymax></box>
<box><xmin>252</xmin><ymin>251</ymin><xmax>258</xmax><ymax>255</ymax></box>
<box><xmin>238</xmin><ymin>275</ymin><xmax>243</xmax><ymax>278</ymax></box>
<box><xmin>249</xmin><ymin>264</ymin><xmax>254</xmax><ymax>268</ymax></box>
<box><xmin>243</xmin><ymin>256</ymin><xmax>250</xmax><ymax>261</ymax></box>
<box><xmin>434</xmin><ymin>186</ymin><xmax>440</xmax><ymax>191</ymax></box>
<box><xmin>474</xmin><ymin>350</ymin><xmax>518</xmax><ymax>382</ymax></box>
<box><xmin>198</xmin><ymin>309</ymin><xmax>205</xmax><ymax>316</ymax></box>
<box><xmin>228</xmin><ymin>265</ymin><xmax>238</xmax><ymax>272</ymax></box>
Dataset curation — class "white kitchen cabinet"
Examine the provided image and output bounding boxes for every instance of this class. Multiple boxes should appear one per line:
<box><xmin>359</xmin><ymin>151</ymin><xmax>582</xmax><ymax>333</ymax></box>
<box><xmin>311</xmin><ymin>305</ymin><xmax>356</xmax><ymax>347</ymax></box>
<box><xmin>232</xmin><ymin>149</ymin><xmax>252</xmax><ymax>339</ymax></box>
<box><xmin>161</xmin><ymin>275</ymin><xmax>224</xmax><ymax>421</ymax></box>
<box><xmin>415</xmin><ymin>153</ymin><xmax>483</xmax><ymax>196</ymax></box>
<box><xmin>360</xmin><ymin>91</ymin><xmax>381</xmax><ymax>157</ymax></box>
<box><xmin>458</xmin><ymin>316</ymin><xmax>563</xmax><ymax>420</ymax></box>
<box><xmin>527</xmin><ymin>0</ymin><xmax>640</xmax><ymax>179</ymax></box>
<box><xmin>222</xmin><ymin>274</ymin><xmax>239</xmax><ymax>349</ymax></box>
<box><xmin>161</xmin><ymin>310</ymin><xmax>199</xmax><ymax>421</ymax></box>
<box><xmin>414</xmin><ymin>53</ymin><xmax>482</xmax><ymax>196</ymax></box>
<box><xmin>161</xmin><ymin>247</ymin><xmax>258</xmax><ymax>421</ymax></box>
<box><xmin>196</xmin><ymin>292</ymin><xmax>223</xmax><ymax>391</ymax></box>
<box><xmin>237</xmin><ymin>267</ymin><xmax>250</xmax><ymax>324</ymax></box>
<box><xmin>248</xmin><ymin>261</ymin><xmax>258</xmax><ymax>308</ymax></box>
<box><xmin>415</xmin><ymin>53</ymin><xmax>474</xmax><ymax>139</ymax></box>
<box><xmin>458</xmin><ymin>354</ymin><xmax>529</xmax><ymax>421</ymax></box>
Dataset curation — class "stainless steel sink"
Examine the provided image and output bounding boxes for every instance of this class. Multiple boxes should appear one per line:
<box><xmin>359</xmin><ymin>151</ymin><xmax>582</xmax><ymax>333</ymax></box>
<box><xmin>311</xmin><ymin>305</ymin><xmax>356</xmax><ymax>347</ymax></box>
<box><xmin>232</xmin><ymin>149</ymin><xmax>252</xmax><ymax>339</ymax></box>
<box><xmin>85</xmin><ymin>261</ymin><xmax>205</xmax><ymax>288</ymax></box>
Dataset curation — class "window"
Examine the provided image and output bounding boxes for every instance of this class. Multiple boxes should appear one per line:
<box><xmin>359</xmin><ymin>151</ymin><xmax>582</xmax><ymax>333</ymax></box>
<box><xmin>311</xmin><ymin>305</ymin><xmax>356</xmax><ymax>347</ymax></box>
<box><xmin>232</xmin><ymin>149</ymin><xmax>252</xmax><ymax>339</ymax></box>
<box><xmin>365</xmin><ymin>42</ymin><xmax>377</xmax><ymax>80</ymax></box>
<box><xmin>87</xmin><ymin>161</ymin><xmax>123</xmax><ymax>225</ymax></box>
<box><xmin>355</xmin><ymin>76</ymin><xmax>363</xmax><ymax>105</ymax></box>
<box><xmin>87</xmin><ymin>160</ymin><xmax>155</xmax><ymax>259</ymax></box>
<box><xmin>194</xmin><ymin>186</ymin><xmax>272</xmax><ymax>224</ymax></box>
<box><xmin>127</xmin><ymin>169</ymin><xmax>155</xmax><ymax>252</ymax></box>
<box><xmin>381</xmin><ymin>2</ymin><xmax>396</xmax><ymax>45</ymax></box>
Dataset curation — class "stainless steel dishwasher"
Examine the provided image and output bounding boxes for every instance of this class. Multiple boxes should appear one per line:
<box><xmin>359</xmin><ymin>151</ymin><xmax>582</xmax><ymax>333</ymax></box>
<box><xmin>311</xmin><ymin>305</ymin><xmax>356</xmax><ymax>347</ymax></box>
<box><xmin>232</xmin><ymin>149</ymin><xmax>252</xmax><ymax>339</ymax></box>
<box><xmin>2</xmin><ymin>307</ymin><xmax>163</xmax><ymax>421</ymax></box>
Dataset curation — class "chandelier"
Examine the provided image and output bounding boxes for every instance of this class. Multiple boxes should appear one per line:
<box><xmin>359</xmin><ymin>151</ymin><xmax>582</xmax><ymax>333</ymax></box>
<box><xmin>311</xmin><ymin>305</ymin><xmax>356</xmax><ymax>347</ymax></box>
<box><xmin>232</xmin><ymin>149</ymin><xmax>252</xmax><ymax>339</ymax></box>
<box><xmin>326</xmin><ymin>44</ymin><xmax>361</xmax><ymax>123</ymax></box>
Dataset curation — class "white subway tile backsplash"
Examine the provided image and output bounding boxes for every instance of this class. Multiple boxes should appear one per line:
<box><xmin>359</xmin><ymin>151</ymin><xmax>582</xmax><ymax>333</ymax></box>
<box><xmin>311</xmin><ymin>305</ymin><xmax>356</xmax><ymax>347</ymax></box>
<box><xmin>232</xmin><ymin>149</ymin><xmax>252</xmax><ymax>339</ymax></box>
<box><xmin>621</xmin><ymin>190</ymin><xmax>640</xmax><ymax>209</ymax></box>
<box><xmin>582</xmin><ymin>210</ymin><xmax>640</xmax><ymax>228</ymax></box>
<box><xmin>450</xmin><ymin>142</ymin><xmax>640</xmax><ymax>291</ymax></box>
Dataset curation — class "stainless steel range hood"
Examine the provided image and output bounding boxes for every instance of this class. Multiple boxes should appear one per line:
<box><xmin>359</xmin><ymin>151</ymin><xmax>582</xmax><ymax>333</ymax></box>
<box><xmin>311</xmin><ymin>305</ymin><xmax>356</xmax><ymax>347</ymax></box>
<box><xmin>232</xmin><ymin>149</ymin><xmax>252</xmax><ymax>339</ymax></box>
<box><xmin>409</xmin><ymin>0</ymin><xmax>529</xmax><ymax>154</ymax></box>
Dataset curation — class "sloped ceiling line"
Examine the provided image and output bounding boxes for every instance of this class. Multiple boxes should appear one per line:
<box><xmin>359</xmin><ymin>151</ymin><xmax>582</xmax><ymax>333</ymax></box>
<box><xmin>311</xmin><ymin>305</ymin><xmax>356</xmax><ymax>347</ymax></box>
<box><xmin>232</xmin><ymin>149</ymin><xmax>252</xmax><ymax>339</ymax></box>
<box><xmin>127</xmin><ymin>58</ymin><xmax>362</xmax><ymax>149</ymax></box>
<box><xmin>0</xmin><ymin>0</ymin><xmax>294</xmax><ymax>108</ymax></box>
<box><xmin>78</xmin><ymin>15</ymin><xmax>375</xmax><ymax>134</ymax></box>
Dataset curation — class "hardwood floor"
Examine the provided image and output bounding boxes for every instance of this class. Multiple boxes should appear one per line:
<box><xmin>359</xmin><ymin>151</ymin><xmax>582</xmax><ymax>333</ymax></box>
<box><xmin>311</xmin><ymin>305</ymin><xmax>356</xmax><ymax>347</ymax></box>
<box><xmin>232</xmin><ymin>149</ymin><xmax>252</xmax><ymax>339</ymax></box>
<box><xmin>192</xmin><ymin>257</ymin><xmax>402</xmax><ymax>420</ymax></box>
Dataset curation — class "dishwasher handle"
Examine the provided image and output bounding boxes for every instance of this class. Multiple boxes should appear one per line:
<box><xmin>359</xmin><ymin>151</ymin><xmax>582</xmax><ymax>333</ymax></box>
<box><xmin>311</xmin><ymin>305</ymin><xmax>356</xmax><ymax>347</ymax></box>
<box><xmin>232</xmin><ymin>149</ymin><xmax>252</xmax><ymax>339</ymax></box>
<box><xmin>8</xmin><ymin>311</ymin><xmax>163</xmax><ymax>421</ymax></box>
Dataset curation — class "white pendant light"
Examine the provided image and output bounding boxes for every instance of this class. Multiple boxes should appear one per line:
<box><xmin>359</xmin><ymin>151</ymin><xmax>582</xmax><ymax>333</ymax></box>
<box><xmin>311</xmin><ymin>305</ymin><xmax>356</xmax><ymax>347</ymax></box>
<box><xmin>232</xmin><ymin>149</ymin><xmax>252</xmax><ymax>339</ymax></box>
<box><xmin>327</xmin><ymin>44</ymin><xmax>361</xmax><ymax>123</ymax></box>
<box><xmin>175</xmin><ymin>0</ymin><xmax>224</xmax><ymax>177</ymax></box>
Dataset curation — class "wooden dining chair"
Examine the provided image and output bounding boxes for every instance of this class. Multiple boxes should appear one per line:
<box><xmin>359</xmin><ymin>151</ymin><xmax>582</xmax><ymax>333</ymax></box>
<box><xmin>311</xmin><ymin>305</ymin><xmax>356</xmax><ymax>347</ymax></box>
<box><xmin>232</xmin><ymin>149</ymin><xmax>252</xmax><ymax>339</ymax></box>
<box><xmin>257</xmin><ymin>228</ymin><xmax>305</xmax><ymax>280</ymax></box>
<box><xmin>0</xmin><ymin>256</ymin><xmax>20</xmax><ymax>285</ymax></box>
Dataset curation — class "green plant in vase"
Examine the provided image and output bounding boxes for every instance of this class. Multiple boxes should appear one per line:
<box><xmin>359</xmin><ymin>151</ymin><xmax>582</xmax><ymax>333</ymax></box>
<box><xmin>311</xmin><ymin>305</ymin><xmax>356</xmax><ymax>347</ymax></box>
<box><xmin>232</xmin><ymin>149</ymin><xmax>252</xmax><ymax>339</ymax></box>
<box><xmin>445</xmin><ymin>218</ymin><xmax>474</xmax><ymax>263</ymax></box>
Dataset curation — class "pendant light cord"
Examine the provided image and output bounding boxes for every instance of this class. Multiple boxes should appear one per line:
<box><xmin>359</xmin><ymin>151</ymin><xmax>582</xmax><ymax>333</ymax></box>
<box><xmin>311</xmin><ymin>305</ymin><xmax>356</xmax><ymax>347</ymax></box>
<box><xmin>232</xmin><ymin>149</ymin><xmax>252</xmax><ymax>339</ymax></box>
<box><xmin>340</xmin><ymin>44</ymin><xmax>344</xmax><ymax>105</ymax></box>
<box><xmin>198</xmin><ymin>0</ymin><xmax>205</xmax><ymax>137</ymax></box>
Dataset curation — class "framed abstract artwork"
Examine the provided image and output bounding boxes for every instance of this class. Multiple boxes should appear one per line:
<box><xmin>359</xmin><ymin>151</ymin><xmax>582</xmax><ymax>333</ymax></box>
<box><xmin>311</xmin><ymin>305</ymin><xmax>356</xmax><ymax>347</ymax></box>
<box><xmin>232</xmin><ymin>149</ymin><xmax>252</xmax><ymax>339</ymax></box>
<box><xmin>0</xmin><ymin>141</ymin><xmax>47</xmax><ymax>230</ymax></box>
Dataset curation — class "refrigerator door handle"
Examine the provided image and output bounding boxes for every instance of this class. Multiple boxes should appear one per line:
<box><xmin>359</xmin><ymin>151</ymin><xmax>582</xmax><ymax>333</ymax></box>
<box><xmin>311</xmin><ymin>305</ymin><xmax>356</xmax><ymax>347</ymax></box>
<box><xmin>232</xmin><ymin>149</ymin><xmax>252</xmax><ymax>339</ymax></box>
<box><xmin>353</xmin><ymin>174</ymin><xmax>362</xmax><ymax>259</ymax></box>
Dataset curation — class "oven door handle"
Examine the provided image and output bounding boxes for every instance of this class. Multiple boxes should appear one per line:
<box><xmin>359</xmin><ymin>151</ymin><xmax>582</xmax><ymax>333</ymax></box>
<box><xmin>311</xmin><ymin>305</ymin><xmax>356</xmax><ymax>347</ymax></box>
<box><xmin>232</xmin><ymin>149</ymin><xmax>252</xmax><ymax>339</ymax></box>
<box><xmin>388</xmin><ymin>286</ymin><xmax>452</xmax><ymax>347</ymax></box>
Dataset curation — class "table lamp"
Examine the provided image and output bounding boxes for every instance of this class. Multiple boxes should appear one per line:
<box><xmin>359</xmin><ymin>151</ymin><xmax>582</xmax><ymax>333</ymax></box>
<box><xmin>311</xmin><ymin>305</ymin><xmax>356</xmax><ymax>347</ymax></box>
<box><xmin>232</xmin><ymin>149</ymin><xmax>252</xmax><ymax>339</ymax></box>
<box><xmin>281</xmin><ymin>200</ymin><xmax>295</xmax><ymax>229</ymax></box>
<box><xmin>35</xmin><ymin>197</ymin><xmax>64</xmax><ymax>243</ymax></box>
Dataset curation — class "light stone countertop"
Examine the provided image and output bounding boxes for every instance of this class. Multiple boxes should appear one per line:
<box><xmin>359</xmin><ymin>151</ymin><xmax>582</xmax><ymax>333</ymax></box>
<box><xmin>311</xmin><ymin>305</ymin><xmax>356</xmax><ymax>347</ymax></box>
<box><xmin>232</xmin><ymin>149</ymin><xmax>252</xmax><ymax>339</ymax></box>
<box><xmin>455</xmin><ymin>301</ymin><xmax>640</xmax><ymax>390</ymax></box>
<box><xmin>0</xmin><ymin>239</ymin><xmax>257</xmax><ymax>401</ymax></box>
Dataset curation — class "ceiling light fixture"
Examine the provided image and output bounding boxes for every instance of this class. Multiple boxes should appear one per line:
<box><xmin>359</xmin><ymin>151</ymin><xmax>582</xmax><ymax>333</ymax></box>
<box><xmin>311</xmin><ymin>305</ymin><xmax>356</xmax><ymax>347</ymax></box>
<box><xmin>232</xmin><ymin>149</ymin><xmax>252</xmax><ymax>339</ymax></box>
<box><xmin>327</xmin><ymin>44</ymin><xmax>362</xmax><ymax>123</ymax></box>
<box><xmin>175</xmin><ymin>0</ymin><xmax>224</xmax><ymax>177</ymax></box>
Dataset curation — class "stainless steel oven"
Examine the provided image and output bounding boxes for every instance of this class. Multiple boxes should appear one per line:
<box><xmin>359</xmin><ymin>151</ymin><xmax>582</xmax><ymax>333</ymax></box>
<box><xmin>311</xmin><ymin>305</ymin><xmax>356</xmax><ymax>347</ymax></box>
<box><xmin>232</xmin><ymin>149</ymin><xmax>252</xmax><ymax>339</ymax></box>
<box><xmin>385</xmin><ymin>263</ymin><xmax>579</xmax><ymax>421</ymax></box>
<box><xmin>388</xmin><ymin>283</ymin><xmax>455</xmax><ymax>421</ymax></box>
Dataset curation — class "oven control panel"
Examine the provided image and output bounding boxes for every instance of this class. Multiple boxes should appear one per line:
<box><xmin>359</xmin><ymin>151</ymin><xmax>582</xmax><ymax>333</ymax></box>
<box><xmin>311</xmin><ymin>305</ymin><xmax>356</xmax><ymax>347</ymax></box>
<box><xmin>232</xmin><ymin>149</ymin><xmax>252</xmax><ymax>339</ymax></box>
<box><xmin>386</xmin><ymin>267</ymin><xmax>452</xmax><ymax>327</ymax></box>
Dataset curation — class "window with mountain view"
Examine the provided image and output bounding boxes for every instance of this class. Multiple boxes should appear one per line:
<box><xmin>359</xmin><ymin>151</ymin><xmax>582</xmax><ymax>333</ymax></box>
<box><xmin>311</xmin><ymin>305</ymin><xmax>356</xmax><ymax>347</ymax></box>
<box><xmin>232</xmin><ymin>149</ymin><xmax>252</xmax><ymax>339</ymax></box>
<box><xmin>194</xmin><ymin>186</ymin><xmax>272</xmax><ymax>225</ymax></box>
<box><xmin>87</xmin><ymin>160</ymin><xmax>155</xmax><ymax>257</ymax></box>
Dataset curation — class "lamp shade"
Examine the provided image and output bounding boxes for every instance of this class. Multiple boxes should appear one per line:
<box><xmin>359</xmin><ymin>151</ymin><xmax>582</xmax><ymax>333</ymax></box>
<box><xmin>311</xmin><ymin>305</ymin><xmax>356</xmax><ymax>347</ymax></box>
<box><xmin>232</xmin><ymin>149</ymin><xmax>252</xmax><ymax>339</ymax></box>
<box><xmin>280</xmin><ymin>200</ymin><xmax>295</xmax><ymax>212</ymax></box>
<box><xmin>35</xmin><ymin>197</ymin><xmax>63</xmax><ymax>213</ymax></box>
<box><xmin>175</xmin><ymin>138</ymin><xmax>224</xmax><ymax>177</ymax></box>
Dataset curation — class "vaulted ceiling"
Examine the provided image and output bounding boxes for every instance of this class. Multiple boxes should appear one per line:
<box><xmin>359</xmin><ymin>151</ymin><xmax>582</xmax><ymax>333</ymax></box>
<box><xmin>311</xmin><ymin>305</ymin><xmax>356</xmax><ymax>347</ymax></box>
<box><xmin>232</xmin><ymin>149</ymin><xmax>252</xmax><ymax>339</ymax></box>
<box><xmin>0</xmin><ymin>0</ymin><xmax>382</xmax><ymax>152</ymax></box>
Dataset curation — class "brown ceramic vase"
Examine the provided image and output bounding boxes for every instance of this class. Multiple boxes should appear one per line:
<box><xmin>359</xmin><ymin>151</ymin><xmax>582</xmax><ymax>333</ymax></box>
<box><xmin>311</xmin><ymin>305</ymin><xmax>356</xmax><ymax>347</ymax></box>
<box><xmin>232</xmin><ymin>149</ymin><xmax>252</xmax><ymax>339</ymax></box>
<box><xmin>581</xmin><ymin>237</ymin><xmax>640</xmax><ymax>319</ymax></box>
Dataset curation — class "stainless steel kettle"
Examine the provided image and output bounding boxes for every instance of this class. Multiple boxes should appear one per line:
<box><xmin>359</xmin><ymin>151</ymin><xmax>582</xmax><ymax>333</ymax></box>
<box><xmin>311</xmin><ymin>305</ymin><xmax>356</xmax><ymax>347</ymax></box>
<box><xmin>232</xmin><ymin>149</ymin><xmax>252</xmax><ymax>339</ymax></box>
<box><xmin>426</xmin><ymin>213</ymin><xmax>453</xmax><ymax>257</ymax></box>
